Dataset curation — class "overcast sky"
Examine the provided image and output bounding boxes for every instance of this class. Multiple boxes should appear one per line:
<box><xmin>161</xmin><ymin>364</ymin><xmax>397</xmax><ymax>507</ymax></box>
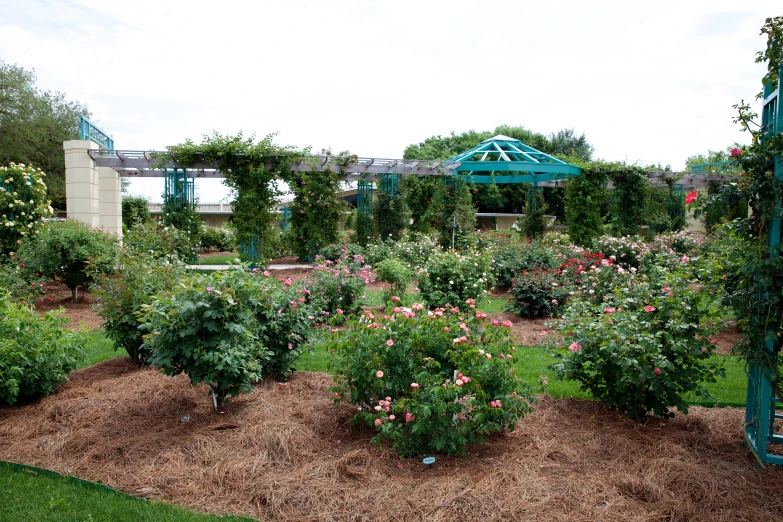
<box><xmin>0</xmin><ymin>0</ymin><xmax>775</xmax><ymax>202</ymax></box>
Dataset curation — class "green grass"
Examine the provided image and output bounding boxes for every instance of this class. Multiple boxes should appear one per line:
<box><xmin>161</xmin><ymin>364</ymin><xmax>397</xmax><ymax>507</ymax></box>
<box><xmin>193</xmin><ymin>253</ymin><xmax>241</xmax><ymax>265</ymax></box>
<box><xmin>0</xmin><ymin>462</ymin><xmax>257</xmax><ymax>522</ymax></box>
<box><xmin>297</xmin><ymin>339</ymin><xmax>747</xmax><ymax>406</ymax></box>
<box><xmin>79</xmin><ymin>329</ymin><xmax>123</xmax><ymax>368</ymax></box>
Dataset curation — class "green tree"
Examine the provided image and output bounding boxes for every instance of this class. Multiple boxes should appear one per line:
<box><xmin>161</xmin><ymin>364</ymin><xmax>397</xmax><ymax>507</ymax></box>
<box><xmin>0</xmin><ymin>61</ymin><xmax>90</xmax><ymax>210</ymax></box>
<box><xmin>547</xmin><ymin>128</ymin><xmax>594</xmax><ymax>161</ymax></box>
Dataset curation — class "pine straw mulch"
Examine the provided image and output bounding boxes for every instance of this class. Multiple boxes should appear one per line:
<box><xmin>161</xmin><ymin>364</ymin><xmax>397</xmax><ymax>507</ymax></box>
<box><xmin>2</xmin><ymin>361</ymin><xmax>783</xmax><ymax>521</ymax></box>
<box><xmin>32</xmin><ymin>280</ymin><xmax>103</xmax><ymax>331</ymax></box>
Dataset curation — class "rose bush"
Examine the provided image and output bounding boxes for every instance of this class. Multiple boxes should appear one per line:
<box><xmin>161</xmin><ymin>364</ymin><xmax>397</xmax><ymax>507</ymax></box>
<box><xmin>0</xmin><ymin>163</ymin><xmax>53</xmax><ymax>257</ymax></box>
<box><xmin>327</xmin><ymin>300</ymin><xmax>533</xmax><ymax>456</ymax></box>
<box><xmin>416</xmin><ymin>249</ymin><xmax>493</xmax><ymax>308</ymax></box>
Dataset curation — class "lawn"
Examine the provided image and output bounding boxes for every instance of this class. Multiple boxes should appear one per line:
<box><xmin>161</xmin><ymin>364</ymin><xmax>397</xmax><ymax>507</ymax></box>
<box><xmin>0</xmin><ymin>462</ymin><xmax>257</xmax><ymax>522</ymax></box>
<box><xmin>193</xmin><ymin>253</ymin><xmax>241</xmax><ymax>265</ymax></box>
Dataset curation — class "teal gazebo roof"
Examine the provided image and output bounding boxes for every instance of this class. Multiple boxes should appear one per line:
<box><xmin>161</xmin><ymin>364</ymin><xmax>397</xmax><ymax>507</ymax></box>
<box><xmin>445</xmin><ymin>134</ymin><xmax>581</xmax><ymax>184</ymax></box>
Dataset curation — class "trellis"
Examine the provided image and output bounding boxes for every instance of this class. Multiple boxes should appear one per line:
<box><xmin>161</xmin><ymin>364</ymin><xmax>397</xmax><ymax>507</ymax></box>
<box><xmin>357</xmin><ymin>180</ymin><xmax>374</xmax><ymax>217</ymax></box>
<box><xmin>744</xmin><ymin>65</ymin><xmax>783</xmax><ymax>466</ymax></box>
<box><xmin>163</xmin><ymin>168</ymin><xmax>195</xmax><ymax>207</ymax></box>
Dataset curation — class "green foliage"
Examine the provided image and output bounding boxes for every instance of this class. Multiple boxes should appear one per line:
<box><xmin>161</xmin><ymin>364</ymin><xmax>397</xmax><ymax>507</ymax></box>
<box><xmin>93</xmin><ymin>253</ymin><xmax>188</xmax><ymax>366</ymax></box>
<box><xmin>326</xmin><ymin>302</ymin><xmax>533</xmax><ymax>456</ymax></box>
<box><xmin>506</xmin><ymin>269</ymin><xmax>568</xmax><ymax>318</ymax></box>
<box><xmin>164</xmin><ymin>133</ymin><xmax>298</xmax><ymax>266</ymax></box>
<box><xmin>547</xmin><ymin>128</ymin><xmax>594</xmax><ymax>160</ymax></box>
<box><xmin>161</xmin><ymin>198</ymin><xmax>201</xmax><ymax>260</ymax></box>
<box><xmin>199</xmin><ymin>225</ymin><xmax>236</xmax><ymax>252</ymax></box>
<box><xmin>139</xmin><ymin>271</ymin><xmax>265</xmax><ymax>407</ymax></box>
<box><xmin>0</xmin><ymin>258</ymin><xmax>49</xmax><ymax>304</ymax></box>
<box><xmin>564</xmin><ymin>164</ymin><xmax>609</xmax><ymax>247</ymax></box>
<box><xmin>0</xmin><ymin>60</ymin><xmax>90</xmax><ymax>210</ymax></box>
<box><xmin>372</xmin><ymin>189</ymin><xmax>408</xmax><ymax>242</ymax></box>
<box><xmin>123</xmin><ymin>220</ymin><xmax>197</xmax><ymax>263</ymax></box>
<box><xmin>374</xmin><ymin>257</ymin><xmax>414</xmax><ymax>300</ymax></box>
<box><xmin>550</xmin><ymin>268</ymin><xmax>725</xmax><ymax>419</ymax></box>
<box><xmin>364</xmin><ymin>234</ymin><xmax>440</xmax><ymax>268</ymax></box>
<box><xmin>120</xmin><ymin>196</ymin><xmax>149</xmax><ymax>231</ymax></box>
<box><xmin>18</xmin><ymin>220</ymin><xmax>117</xmax><ymax>302</ymax></box>
<box><xmin>431</xmin><ymin>177</ymin><xmax>476</xmax><ymax>250</ymax></box>
<box><xmin>305</xmin><ymin>259</ymin><xmax>371</xmax><ymax>320</ymax></box>
<box><xmin>417</xmin><ymin>249</ymin><xmax>493</xmax><ymax>308</ymax></box>
<box><xmin>610</xmin><ymin>165</ymin><xmax>650</xmax><ymax>236</ymax></box>
<box><xmin>0</xmin><ymin>163</ymin><xmax>54</xmax><ymax>256</ymax></box>
<box><xmin>520</xmin><ymin>187</ymin><xmax>547</xmax><ymax>240</ymax></box>
<box><xmin>0</xmin><ymin>291</ymin><xmax>85</xmax><ymax>405</ymax></box>
<box><xmin>287</xmin><ymin>167</ymin><xmax>346</xmax><ymax>260</ymax></box>
<box><xmin>490</xmin><ymin>240</ymin><xmax>558</xmax><ymax>290</ymax></box>
<box><xmin>401</xmin><ymin>176</ymin><xmax>436</xmax><ymax>234</ymax></box>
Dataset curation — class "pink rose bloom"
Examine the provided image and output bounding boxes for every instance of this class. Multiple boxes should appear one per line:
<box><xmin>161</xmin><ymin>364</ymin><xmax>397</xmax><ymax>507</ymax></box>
<box><xmin>444</xmin><ymin>326</ymin><xmax>450</xmax><ymax>332</ymax></box>
<box><xmin>644</xmin><ymin>305</ymin><xmax>656</xmax><ymax>312</ymax></box>
<box><xmin>540</xmin><ymin>330</ymin><xmax>547</xmax><ymax>336</ymax></box>
<box><xmin>391</xmin><ymin>296</ymin><xmax>401</xmax><ymax>302</ymax></box>
<box><xmin>455</xmin><ymin>379</ymin><xmax>464</xmax><ymax>386</ymax></box>
<box><xmin>405</xmin><ymin>412</ymin><xmax>415</xmax><ymax>422</ymax></box>
<box><xmin>681</xmin><ymin>256</ymin><xmax>689</xmax><ymax>263</ymax></box>
<box><xmin>722</xmin><ymin>274</ymin><xmax>727</xmax><ymax>279</ymax></box>
<box><xmin>374</xmin><ymin>418</ymin><xmax>382</xmax><ymax>427</ymax></box>
<box><xmin>410</xmin><ymin>383</ymin><xmax>420</xmax><ymax>389</ymax></box>
<box><xmin>604</xmin><ymin>307</ymin><xmax>616</xmax><ymax>314</ymax></box>
<box><xmin>205</xmin><ymin>286</ymin><xmax>213</xmax><ymax>293</ymax></box>
<box><xmin>386</xmin><ymin>339</ymin><xmax>394</xmax><ymax>347</ymax></box>
<box><xmin>654</xmin><ymin>368</ymin><xmax>662</xmax><ymax>375</ymax></box>
<box><xmin>492</xmin><ymin>320</ymin><xmax>501</xmax><ymax>326</ymax></box>
<box><xmin>336</xmin><ymin>308</ymin><xmax>343</xmax><ymax>315</ymax></box>
<box><xmin>375</xmin><ymin>370</ymin><xmax>384</xmax><ymax>378</ymax></box>
<box><xmin>667</xmin><ymin>292</ymin><xmax>673</xmax><ymax>297</ymax></box>
<box><xmin>502</xmin><ymin>320</ymin><xmax>513</xmax><ymax>328</ymax></box>
<box><xmin>569</xmin><ymin>342</ymin><xmax>581</xmax><ymax>352</ymax></box>
<box><xmin>389</xmin><ymin>415</ymin><xmax>396</xmax><ymax>421</ymax></box>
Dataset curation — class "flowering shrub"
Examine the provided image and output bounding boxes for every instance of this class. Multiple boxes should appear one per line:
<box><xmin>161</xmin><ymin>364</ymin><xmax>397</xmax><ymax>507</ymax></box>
<box><xmin>327</xmin><ymin>301</ymin><xmax>533</xmax><ymax>456</ymax></box>
<box><xmin>0</xmin><ymin>290</ymin><xmax>85</xmax><ymax>405</ymax></box>
<box><xmin>124</xmin><ymin>221</ymin><xmax>197</xmax><ymax>263</ymax></box>
<box><xmin>199</xmin><ymin>225</ymin><xmax>236</xmax><ymax>252</ymax></box>
<box><xmin>374</xmin><ymin>258</ymin><xmax>414</xmax><ymax>301</ymax></box>
<box><xmin>0</xmin><ymin>260</ymin><xmax>49</xmax><ymax>305</ymax></box>
<box><xmin>305</xmin><ymin>259</ymin><xmax>371</xmax><ymax>321</ymax></box>
<box><xmin>18</xmin><ymin>220</ymin><xmax>118</xmax><ymax>302</ymax></box>
<box><xmin>491</xmin><ymin>240</ymin><xmax>558</xmax><ymax>290</ymax></box>
<box><xmin>94</xmin><ymin>253</ymin><xmax>188</xmax><ymax>365</ymax></box>
<box><xmin>592</xmin><ymin>236</ymin><xmax>645</xmax><ymax>269</ymax></box>
<box><xmin>364</xmin><ymin>234</ymin><xmax>440</xmax><ymax>268</ymax></box>
<box><xmin>549</xmin><ymin>269</ymin><xmax>725</xmax><ymax>419</ymax></box>
<box><xmin>0</xmin><ymin>163</ymin><xmax>53</xmax><ymax>256</ymax></box>
<box><xmin>506</xmin><ymin>269</ymin><xmax>568</xmax><ymax>318</ymax></box>
<box><xmin>137</xmin><ymin>268</ymin><xmax>311</xmax><ymax>406</ymax></box>
<box><xmin>139</xmin><ymin>270</ymin><xmax>266</xmax><ymax>407</ymax></box>
<box><xmin>417</xmin><ymin>249</ymin><xmax>493</xmax><ymax>308</ymax></box>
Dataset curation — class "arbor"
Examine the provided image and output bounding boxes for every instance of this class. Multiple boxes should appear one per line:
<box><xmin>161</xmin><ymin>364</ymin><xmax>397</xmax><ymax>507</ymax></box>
<box><xmin>0</xmin><ymin>61</ymin><xmax>90</xmax><ymax>210</ymax></box>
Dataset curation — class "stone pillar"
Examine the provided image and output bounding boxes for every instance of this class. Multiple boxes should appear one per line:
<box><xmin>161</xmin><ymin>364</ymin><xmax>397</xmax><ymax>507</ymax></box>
<box><xmin>64</xmin><ymin>140</ymin><xmax>99</xmax><ymax>227</ymax></box>
<box><xmin>98</xmin><ymin>166</ymin><xmax>122</xmax><ymax>238</ymax></box>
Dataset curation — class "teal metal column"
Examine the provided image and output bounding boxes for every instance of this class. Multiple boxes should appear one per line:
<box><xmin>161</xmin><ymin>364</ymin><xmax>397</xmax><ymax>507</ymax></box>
<box><xmin>280</xmin><ymin>207</ymin><xmax>290</xmax><ymax>231</ymax></box>
<box><xmin>358</xmin><ymin>180</ymin><xmax>373</xmax><ymax>217</ymax></box>
<box><xmin>379</xmin><ymin>173</ymin><xmax>399</xmax><ymax>195</ymax></box>
<box><xmin>745</xmin><ymin>64</ymin><xmax>783</xmax><ymax>466</ymax></box>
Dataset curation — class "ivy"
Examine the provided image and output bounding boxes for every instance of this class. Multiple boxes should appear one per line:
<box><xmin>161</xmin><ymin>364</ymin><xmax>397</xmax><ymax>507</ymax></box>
<box><xmin>610</xmin><ymin>166</ymin><xmax>649</xmax><ymax>237</ymax></box>
<box><xmin>564</xmin><ymin>164</ymin><xmax>609</xmax><ymax>246</ymax></box>
<box><xmin>430</xmin><ymin>177</ymin><xmax>476</xmax><ymax>250</ymax></box>
<box><xmin>286</xmin><ymin>166</ymin><xmax>346</xmax><ymax>260</ymax></box>
<box><xmin>372</xmin><ymin>187</ymin><xmax>408</xmax><ymax>242</ymax></box>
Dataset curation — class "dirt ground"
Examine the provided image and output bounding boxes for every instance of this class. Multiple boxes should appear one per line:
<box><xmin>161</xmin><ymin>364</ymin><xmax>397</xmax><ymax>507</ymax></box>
<box><xmin>32</xmin><ymin>280</ymin><xmax>103</xmax><ymax>331</ymax></box>
<box><xmin>1</xmin><ymin>362</ymin><xmax>781</xmax><ymax>522</ymax></box>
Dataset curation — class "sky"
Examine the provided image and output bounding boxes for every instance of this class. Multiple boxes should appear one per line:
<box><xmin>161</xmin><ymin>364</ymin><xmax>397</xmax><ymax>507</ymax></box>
<box><xmin>0</xmin><ymin>0</ymin><xmax>776</xmax><ymax>202</ymax></box>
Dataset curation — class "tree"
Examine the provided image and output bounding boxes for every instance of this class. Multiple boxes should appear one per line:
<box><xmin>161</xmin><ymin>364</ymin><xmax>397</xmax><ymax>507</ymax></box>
<box><xmin>548</xmin><ymin>128</ymin><xmax>594</xmax><ymax>161</ymax></box>
<box><xmin>0</xmin><ymin>61</ymin><xmax>90</xmax><ymax>210</ymax></box>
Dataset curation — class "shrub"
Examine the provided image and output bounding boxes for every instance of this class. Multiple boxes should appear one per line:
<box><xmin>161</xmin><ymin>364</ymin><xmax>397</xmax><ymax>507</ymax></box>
<box><xmin>0</xmin><ymin>163</ymin><xmax>54</xmax><ymax>257</ymax></box>
<box><xmin>121</xmin><ymin>195</ymin><xmax>150</xmax><ymax>231</ymax></box>
<box><xmin>318</xmin><ymin>241</ymin><xmax>365</xmax><ymax>269</ymax></box>
<box><xmin>139</xmin><ymin>270</ymin><xmax>267</xmax><ymax>408</ymax></box>
<box><xmin>372</xmin><ymin>189</ymin><xmax>408</xmax><ymax>242</ymax></box>
<box><xmin>374</xmin><ymin>258</ymin><xmax>414</xmax><ymax>301</ymax></box>
<box><xmin>0</xmin><ymin>291</ymin><xmax>85</xmax><ymax>405</ymax></box>
<box><xmin>93</xmin><ymin>253</ymin><xmax>188</xmax><ymax>365</ymax></box>
<box><xmin>592</xmin><ymin>235</ymin><xmax>645</xmax><ymax>269</ymax></box>
<box><xmin>491</xmin><ymin>241</ymin><xmax>558</xmax><ymax>290</ymax></box>
<box><xmin>505</xmin><ymin>269</ymin><xmax>568</xmax><ymax>318</ymax></box>
<box><xmin>138</xmin><ymin>269</ymin><xmax>314</xmax><ymax>405</ymax></box>
<box><xmin>549</xmin><ymin>268</ymin><xmax>725</xmax><ymax>420</ymax></box>
<box><xmin>416</xmin><ymin>249</ymin><xmax>493</xmax><ymax>308</ymax></box>
<box><xmin>124</xmin><ymin>221</ymin><xmax>197</xmax><ymax>263</ymax></box>
<box><xmin>0</xmin><ymin>260</ymin><xmax>49</xmax><ymax>305</ymax></box>
<box><xmin>305</xmin><ymin>259</ymin><xmax>371</xmax><ymax>321</ymax></box>
<box><xmin>161</xmin><ymin>197</ymin><xmax>202</xmax><ymax>253</ymax></box>
<box><xmin>327</xmin><ymin>301</ymin><xmax>533</xmax><ymax>456</ymax></box>
<box><xmin>199</xmin><ymin>225</ymin><xmax>236</xmax><ymax>252</ymax></box>
<box><xmin>18</xmin><ymin>220</ymin><xmax>118</xmax><ymax>302</ymax></box>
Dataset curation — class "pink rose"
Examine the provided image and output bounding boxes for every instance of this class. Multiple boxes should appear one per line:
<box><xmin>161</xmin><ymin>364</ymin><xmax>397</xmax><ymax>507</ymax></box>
<box><xmin>644</xmin><ymin>305</ymin><xmax>656</xmax><ymax>313</ymax></box>
<box><xmin>374</xmin><ymin>418</ymin><xmax>382</xmax><ymax>427</ymax></box>
<box><xmin>568</xmin><ymin>342</ymin><xmax>581</xmax><ymax>352</ymax></box>
<box><xmin>205</xmin><ymin>286</ymin><xmax>213</xmax><ymax>293</ymax></box>
<box><xmin>410</xmin><ymin>383</ymin><xmax>419</xmax><ymax>389</ymax></box>
<box><xmin>405</xmin><ymin>412</ymin><xmax>415</xmax><ymax>422</ymax></box>
<box><xmin>654</xmin><ymin>368</ymin><xmax>662</xmax><ymax>375</ymax></box>
<box><xmin>386</xmin><ymin>339</ymin><xmax>394</xmax><ymax>347</ymax></box>
<box><xmin>389</xmin><ymin>415</ymin><xmax>396</xmax><ymax>421</ymax></box>
<box><xmin>375</xmin><ymin>370</ymin><xmax>384</xmax><ymax>378</ymax></box>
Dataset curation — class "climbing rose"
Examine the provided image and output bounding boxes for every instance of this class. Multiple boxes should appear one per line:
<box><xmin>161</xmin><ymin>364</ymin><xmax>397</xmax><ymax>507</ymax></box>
<box><xmin>685</xmin><ymin>190</ymin><xmax>697</xmax><ymax>205</ymax></box>
<box><xmin>730</xmin><ymin>147</ymin><xmax>743</xmax><ymax>157</ymax></box>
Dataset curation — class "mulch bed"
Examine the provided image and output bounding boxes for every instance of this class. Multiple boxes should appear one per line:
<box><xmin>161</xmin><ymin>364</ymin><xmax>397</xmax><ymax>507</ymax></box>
<box><xmin>32</xmin><ymin>280</ymin><xmax>103</xmax><ymax>331</ymax></box>
<box><xmin>2</xmin><ymin>362</ymin><xmax>782</xmax><ymax>521</ymax></box>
